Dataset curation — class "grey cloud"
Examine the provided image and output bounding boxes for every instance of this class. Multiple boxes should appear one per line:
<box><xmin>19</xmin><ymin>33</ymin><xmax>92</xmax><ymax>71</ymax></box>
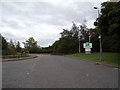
<box><xmin>1</xmin><ymin>2</ymin><xmax>98</xmax><ymax>28</ymax></box>
<box><xmin>0</xmin><ymin>1</ymin><xmax>107</xmax><ymax>47</ymax></box>
<box><xmin>2</xmin><ymin>18</ymin><xmax>24</xmax><ymax>29</ymax></box>
<box><xmin>1</xmin><ymin>31</ymin><xmax>25</xmax><ymax>42</ymax></box>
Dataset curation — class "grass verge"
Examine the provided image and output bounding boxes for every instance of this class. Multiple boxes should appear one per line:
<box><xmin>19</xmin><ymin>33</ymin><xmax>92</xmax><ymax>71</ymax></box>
<box><xmin>65</xmin><ymin>52</ymin><xmax>119</xmax><ymax>67</ymax></box>
<box><xmin>2</xmin><ymin>54</ymin><xmax>29</xmax><ymax>59</ymax></box>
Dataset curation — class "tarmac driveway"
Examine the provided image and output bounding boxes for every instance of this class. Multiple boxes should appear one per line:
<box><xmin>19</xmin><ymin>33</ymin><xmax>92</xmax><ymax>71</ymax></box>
<box><xmin>2</xmin><ymin>55</ymin><xmax>118</xmax><ymax>88</ymax></box>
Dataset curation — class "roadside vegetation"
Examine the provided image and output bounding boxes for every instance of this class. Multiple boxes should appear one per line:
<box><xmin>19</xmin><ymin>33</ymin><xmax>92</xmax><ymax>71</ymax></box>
<box><xmin>0</xmin><ymin>35</ymin><xmax>29</xmax><ymax>59</ymax></box>
<box><xmin>65</xmin><ymin>52</ymin><xmax>119</xmax><ymax>67</ymax></box>
<box><xmin>2</xmin><ymin>54</ymin><xmax>29</xmax><ymax>59</ymax></box>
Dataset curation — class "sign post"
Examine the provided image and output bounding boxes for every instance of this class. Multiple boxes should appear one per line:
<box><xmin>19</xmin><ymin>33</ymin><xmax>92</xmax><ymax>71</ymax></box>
<box><xmin>83</xmin><ymin>42</ymin><xmax>92</xmax><ymax>54</ymax></box>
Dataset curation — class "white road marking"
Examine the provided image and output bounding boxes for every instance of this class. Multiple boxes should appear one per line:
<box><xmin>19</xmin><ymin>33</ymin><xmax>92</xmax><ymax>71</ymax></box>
<box><xmin>86</xmin><ymin>74</ymin><xmax>89</xmax><ymax>77</ymax></box>
<box><xmin>27</xmin><ymin>72</ymin><xmax>29</xmax><ymax>75</ymax></box>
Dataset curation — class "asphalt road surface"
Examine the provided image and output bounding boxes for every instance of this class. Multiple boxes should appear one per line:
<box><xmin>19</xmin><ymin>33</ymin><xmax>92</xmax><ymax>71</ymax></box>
<box><xmin>2</xmin><ymin>55</ymin><xmax>118</xmax><ymax>88</ymax></box>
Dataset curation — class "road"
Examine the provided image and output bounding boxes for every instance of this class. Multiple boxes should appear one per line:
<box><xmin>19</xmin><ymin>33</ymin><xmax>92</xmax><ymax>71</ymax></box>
<box><xmin>2</xmin><ymin>55</ymin><xmax>118</xmax><ymax>88</ymax></box>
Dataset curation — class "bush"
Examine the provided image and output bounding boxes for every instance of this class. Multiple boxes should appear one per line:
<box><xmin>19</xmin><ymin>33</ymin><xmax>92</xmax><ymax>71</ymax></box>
<box><xmin>2</xmin><ymin>50</ymin><xmax>16</xmax><ymax>55</ymax></box>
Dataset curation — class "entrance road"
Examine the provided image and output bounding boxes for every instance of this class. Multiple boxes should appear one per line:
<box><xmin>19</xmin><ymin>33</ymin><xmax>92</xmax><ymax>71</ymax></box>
<box><xmin>2</xmin><ymin>55</ymin><xmax>118</xmax><ymax>88</ymax></box>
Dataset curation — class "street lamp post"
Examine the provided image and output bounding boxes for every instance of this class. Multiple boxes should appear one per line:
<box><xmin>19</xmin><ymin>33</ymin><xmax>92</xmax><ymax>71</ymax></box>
<box><xmin>94</xmin><ymin>7</ymin><xmax>102</xmax><ymax>62</ymax></box>
<box><xmin>78</xmin><ymin>26</ymin><xmax>81</xmax><ymax>53</ymax></box>
<box><xmin>79</xmin><ymin>37</ymin><xmax>80</xmax><ymax>53</ymax></box>
<box><xmin>88</xmin><ymin>29</ymin><xmax>91</xmax><ymax>43</ymax></box>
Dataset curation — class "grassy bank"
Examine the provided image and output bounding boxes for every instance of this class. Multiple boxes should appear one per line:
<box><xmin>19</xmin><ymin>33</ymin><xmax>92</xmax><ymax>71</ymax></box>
<box><xmin>2</xmin><ymin>54</ymin><xmax>29</xmax><ymax>59</ymax></box>
<box><xmin>65</xmin><ymin>52</ymin><xmax>119</xmax><ymax>67</ymax></box>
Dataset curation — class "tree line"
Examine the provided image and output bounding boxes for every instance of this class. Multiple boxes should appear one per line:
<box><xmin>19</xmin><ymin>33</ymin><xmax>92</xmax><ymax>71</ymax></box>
<box><xmin>0</xmin><ymin>34</ymin><xmax>22</xmax><ymax>55</ymax></box>
<box><xmin>0</xmin><ymin>35</ymin><xmax>53</xmax><ymax>55</ymax></box>
<box><xmin>52</xmin><ymin>23</ymin><xmax>97</xmax><ymax>54</ymax></box>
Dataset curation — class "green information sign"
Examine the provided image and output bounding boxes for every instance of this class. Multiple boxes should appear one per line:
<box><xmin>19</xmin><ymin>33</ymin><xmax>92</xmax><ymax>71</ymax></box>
<box><xmin>83</xmin><ymin>42</ymin><xmax>92</xmax><ymax>54</ymax></box>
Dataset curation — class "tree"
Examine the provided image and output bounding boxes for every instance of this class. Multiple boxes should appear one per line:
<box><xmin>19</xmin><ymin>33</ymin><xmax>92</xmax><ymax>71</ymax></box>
<box><xmin>94</xmin><ymin>1</ymin><xmax>120</xmax><ymax>52</ymax></box>
<box><xmin>70</xmin><ymin>22</ymin><xmax>79</xmax><ymax>39</ymax></box>
<box><xmin>79</xmin><ymin>25</ymin><xmax>89</xmax><ymax>42</ymax></box>
<box><xmin>16</xmin><ymin>41</ymin><xmax>21</xmax><ymax>52</ymax></box>
<box><xmin>9</xmin><ymin>40</ymin><xmax>15</xmax><ymax>49</ymax></box>
<box><xmin>7</xmin><ymin>40</ymin><xmax>17</xmax><ymax>55</ymax></box>
<box><xmin>23</xmin><ymin>37</ymin><xmax>40</xmax><ymax>53</ymax></box>
<box><xmin>52</xmin><ymin>37</ymin><xmax>78</xmax><ymax>54</ymax></box>
<box><xmin>0</xmin><ymin>34</ymin><xmax>8</xmax><ymax>50</ymax></box>
<box><xmin>0</xmin><ymin>35</ymin><xmax>17</xmax><ymax>55</ymax></box>
<box><xmin>60</xmin><ymin>29</ymin><xmax>73</xmax><ymax>38</ymax></box>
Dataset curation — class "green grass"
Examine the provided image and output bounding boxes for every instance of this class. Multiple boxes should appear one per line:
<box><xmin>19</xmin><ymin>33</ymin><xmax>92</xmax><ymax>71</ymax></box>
<box><xmin>65</xmin><ymin>52</ymin><xmax>119</xmax><ymax>67</ymax></box>
<box><xmin>0</xmin><ymin>55</ymin><xmax>2</xmax><ymax>58</ymax></box>
<box><xmin>2</xmin><ymin>54</ymin><xmax>29</xmax><ymax>59</ymax></box>
<box><xmin>30</xmin><ymin>53</ymin><xmax>50</xmax><ymax>55</ymax></box>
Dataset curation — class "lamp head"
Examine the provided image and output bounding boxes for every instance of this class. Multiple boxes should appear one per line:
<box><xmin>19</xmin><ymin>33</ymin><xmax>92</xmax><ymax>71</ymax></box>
<box><xmin>94</xmin><ymin>7</ymin><xmax>98</xmax><ymax>9</ymax></box>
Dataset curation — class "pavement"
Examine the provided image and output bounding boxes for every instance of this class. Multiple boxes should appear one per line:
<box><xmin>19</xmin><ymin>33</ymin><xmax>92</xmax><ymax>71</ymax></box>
<box><xmin>2</xmin><ymin>55</ymin><xmax>119</xmax><ymax>88</ymax></box>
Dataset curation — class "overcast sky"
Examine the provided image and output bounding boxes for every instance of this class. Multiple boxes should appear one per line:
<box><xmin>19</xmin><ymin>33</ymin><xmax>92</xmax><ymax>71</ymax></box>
<box><xmin>0</xmin><ymin>0</ymin><xmax>108</xmax><ymax>47</ymax></box>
